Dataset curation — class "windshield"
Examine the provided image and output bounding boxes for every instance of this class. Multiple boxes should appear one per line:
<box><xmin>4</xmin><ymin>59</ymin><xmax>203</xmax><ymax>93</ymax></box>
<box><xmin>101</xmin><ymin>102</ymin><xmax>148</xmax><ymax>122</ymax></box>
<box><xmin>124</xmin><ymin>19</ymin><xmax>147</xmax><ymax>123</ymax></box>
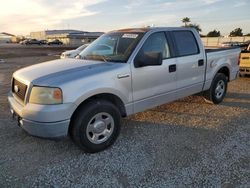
<box><xmin>79</xmin><ymin>32</ymin><xmax>144</xmax><ymax>62</ymax></box>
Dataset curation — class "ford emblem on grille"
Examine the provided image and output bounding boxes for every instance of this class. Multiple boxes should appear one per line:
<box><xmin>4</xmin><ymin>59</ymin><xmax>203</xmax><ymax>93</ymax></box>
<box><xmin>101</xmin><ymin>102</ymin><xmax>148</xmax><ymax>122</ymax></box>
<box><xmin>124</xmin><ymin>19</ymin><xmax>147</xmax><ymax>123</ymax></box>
<box><xmin>14</xmin><ymin>85</ymin><xmax>20</xmax><ymax>93</ymax></box>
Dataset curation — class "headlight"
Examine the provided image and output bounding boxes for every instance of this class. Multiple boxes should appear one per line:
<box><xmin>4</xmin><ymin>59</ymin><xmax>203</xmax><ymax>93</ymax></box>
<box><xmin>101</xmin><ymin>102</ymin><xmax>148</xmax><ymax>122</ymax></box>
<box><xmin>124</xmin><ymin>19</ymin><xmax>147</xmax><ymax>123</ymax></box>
<box><xmin>29</xmin><ymin>86</ymin><xmax>63</xmax><ymax>104</ymax></box>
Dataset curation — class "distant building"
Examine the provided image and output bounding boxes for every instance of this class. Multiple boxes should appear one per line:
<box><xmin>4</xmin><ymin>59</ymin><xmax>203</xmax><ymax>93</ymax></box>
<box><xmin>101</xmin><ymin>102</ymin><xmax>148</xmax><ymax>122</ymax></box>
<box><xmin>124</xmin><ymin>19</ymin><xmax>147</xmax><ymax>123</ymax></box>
<box><xmin>46</xmin><ymin>32</ymin><xmax>104</xmax><ymax>46</ymax></box>
<box><xmin>30</xmin><ymin>30</ymin><xmax>84</xmax><ymax>40</ymax></box>
<box><xmin>30</xmin><ymin>30</ymin><xmax>104</xmax><ymax>46</ymax></box>
<box><xmin>0</xmin><ymin>32</ymin><xmax>15</xmax><ymax>43</ymax></box>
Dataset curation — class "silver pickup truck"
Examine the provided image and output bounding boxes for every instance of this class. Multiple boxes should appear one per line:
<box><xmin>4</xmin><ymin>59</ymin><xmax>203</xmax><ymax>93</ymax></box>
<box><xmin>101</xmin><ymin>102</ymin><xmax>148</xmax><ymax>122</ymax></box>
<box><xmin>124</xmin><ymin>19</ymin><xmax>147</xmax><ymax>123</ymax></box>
<box><xmin>8</xmin><ymin>27</ymin><xmax>240</xmax><ymax>153</ymax></box>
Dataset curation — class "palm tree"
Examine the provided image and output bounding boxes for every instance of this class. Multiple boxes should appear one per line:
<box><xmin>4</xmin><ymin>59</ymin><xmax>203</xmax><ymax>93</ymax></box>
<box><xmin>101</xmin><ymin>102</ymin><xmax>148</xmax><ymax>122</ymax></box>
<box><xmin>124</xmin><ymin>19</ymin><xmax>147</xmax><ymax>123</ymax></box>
<box><xmin>188</xmin><ymin>24</ymin><xmax>202</xmax><ymax>33</ymax></box>
<box><xmin>182</xmin><ymin>17</ymin><xmax>191</xmax><ymax>27</ymax></box>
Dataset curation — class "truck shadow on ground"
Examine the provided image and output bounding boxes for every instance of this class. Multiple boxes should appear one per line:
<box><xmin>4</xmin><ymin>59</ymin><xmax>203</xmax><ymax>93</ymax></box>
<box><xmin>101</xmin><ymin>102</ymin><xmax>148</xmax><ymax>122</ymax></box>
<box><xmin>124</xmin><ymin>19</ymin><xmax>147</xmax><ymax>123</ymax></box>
<box><xmin>223</xmin><ymin>92</ymin><xmax>250</xmax><ymax>110</ymax></box>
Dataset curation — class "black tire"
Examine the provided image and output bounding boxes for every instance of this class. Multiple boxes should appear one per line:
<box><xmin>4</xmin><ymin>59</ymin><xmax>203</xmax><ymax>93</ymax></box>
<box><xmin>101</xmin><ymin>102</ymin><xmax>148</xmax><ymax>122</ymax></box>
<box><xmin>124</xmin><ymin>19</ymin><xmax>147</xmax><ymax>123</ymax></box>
<box><xmin>203</xmin><ymin>73</ymin><xmax>228</xmax><ymax>104</ymax></box>
<box><xmin>70</xmin><ymin>100</ymin><xmax>121</xmax><ymax>153</ymax></box>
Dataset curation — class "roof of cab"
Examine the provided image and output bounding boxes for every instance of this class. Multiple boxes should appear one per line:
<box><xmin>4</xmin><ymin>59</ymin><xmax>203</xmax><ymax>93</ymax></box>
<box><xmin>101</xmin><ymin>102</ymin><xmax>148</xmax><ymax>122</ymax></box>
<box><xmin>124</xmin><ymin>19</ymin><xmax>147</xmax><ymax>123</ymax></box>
<box><xmin>111</xmin><ymin>28</ymin><xmax>150</xmax><ymax>33</ymax></box>
<box><xmin>110</xmin><ymin>27</ymin><xmax>194</xmax><ymax>33</ymax></box>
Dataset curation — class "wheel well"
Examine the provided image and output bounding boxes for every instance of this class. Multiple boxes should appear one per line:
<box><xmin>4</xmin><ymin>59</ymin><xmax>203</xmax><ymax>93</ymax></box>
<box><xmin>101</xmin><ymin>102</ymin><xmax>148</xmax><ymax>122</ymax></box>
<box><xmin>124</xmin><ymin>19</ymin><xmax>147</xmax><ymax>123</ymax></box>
<box><xmin>72</xmin><ymin>93</ymin><xmax>127</xmax><ymax>119</ymax></box>
<box><xmin>217</xmin><ymin>67</ymin><xmax>230</xmax><ymax>81</ymax></box>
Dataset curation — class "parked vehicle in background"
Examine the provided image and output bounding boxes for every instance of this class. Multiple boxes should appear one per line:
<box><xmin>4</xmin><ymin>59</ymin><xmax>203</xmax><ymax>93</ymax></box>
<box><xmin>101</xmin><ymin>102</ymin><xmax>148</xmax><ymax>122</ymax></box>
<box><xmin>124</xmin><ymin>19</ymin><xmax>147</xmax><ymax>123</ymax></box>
<box><xmin>21</xmin><ymin>39</ymin><xmax>41</xmax><ymax>45</ymax></box>
<box><xmin>60</xmin><ymin>44</ymin><xmax>89</xmax><ymax>59</ymax></box>
<box><xmin>240</xmin><ymin>40</ymin><xmax>250</xmax><ymax>50</ymax></box>
<box><xmin>19</xmin><ymin>39</ymin><xmax>28</xmax><ymax>45</ymax></box>
<box><xmin>47</xmin><ymin>39</ymin><xmax>63</xmax><ymax>45</ymax></box>
<box><xmin>220</xmin><ymin>41</ymin><xmax>241</xmax><ymax>47</ymax></box>
<box><xmin>220</xmin><ymin>42</ymin><xmax>232</xmax><ymax>47</ymax></box>
<box><xmin>232</xmin><ymin>42</ymin><xmax>241</xmax><ymax>47</ymax></box>
<box><xmin>40</xmin><ymin>40</ymin><xmax>48</xmax><ymax>45</ymax></box>
<box><xmin>240</xmin><ymin>44</ymin><xmax>250</xmax><ymax>76</ymax></box>
<box><xmin>8</xmin><ymin>27</ymin><xmax>240</xmax><ymax>153</ymax></box>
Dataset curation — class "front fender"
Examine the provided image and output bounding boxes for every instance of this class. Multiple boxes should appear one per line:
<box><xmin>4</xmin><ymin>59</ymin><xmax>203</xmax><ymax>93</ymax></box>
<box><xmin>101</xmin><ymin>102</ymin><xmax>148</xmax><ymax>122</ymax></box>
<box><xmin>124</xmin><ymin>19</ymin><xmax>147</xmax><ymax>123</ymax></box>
<box><xmin>74</xmin><ymin>88</ymin><xmax>128</xmax><ymax>107</ymax></box>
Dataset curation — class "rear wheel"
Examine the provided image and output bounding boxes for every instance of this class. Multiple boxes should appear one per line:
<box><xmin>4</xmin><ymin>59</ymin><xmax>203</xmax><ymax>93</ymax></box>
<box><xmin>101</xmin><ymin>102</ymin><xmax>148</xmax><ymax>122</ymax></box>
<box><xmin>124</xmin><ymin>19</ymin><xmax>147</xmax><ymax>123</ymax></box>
<box><xmin>70</xmin><ymin>100</ymin><xmax>121</xmax><ymax>153</ymax></box>
<box><xmin>203</xmin><ymin>73</ymin><xmax>228</xmax><ymax>104</ymax></box>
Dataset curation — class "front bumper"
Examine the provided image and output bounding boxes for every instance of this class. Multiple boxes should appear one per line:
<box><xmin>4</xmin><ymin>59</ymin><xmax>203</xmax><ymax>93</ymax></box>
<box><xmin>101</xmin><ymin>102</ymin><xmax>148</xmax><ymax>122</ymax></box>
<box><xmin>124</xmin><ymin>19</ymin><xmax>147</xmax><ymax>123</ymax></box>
<box><xmin>8</xmin><ymin>92</ymin><xmax>76</xmax><ymax>138</ymax></box>
<box><xmin>14</xmin><ymin>115</ymin><xmax>70</xmax><ymax>138</ymax></box>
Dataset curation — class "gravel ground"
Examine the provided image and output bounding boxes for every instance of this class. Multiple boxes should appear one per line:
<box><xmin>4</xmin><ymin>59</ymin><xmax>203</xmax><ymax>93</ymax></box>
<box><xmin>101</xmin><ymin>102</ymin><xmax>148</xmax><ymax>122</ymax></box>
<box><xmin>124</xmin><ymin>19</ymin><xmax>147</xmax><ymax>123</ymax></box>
<box><xmin>0</xmin><ymin>45</ymin><xmax>249</xmax><ymax>187</ymax></box>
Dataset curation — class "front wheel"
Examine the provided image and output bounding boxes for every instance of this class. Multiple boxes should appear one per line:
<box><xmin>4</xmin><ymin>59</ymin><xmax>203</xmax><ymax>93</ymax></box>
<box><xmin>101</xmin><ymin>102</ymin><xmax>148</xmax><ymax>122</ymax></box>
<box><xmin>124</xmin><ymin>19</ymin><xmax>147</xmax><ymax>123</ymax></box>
<box><xmin>70</xmin><ymin>100</ymin><xmax>121</xmax><ymax>153</ymax></box>
<box><xmin>203</xmin><ymin>73</ymin><xmax>228</xmax><ymax>104</ymax></box>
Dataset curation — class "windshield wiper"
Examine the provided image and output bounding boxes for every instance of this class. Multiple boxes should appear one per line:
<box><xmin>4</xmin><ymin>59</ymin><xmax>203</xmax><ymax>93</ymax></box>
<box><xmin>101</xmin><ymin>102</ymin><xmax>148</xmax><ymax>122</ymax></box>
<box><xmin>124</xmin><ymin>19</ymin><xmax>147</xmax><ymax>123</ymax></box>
<box><xmin>82</xmin><ymin>55</ymin><xmax>111</xmax><ymax>62</ymax></box>
<box><xmin>99</xmin><ymin>55</ymin><xmax>109</xmax><ymax>62</ymax></box>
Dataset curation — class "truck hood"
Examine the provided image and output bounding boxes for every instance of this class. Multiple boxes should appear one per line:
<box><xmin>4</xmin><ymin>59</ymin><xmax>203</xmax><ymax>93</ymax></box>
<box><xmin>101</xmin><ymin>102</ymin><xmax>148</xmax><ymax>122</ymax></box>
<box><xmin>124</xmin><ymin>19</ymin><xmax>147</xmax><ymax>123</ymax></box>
<box><xmin>13</xmin><ymin>58</ymin><xmax>120</xmax><ymax>86</ymax></box>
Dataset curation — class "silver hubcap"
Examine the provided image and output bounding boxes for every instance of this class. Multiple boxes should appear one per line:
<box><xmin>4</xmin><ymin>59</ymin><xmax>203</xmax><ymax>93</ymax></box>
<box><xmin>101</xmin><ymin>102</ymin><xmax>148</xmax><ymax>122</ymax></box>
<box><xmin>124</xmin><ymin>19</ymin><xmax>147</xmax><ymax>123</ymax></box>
<box><xmin>86</xmin><ymin>112</ymin><xmax>114</xmax><ymax>144</ymax></box>
<box><xmin>215</xmin><ymin>80</ymin><xmax>225</xmax><ymax>99</ymax></box>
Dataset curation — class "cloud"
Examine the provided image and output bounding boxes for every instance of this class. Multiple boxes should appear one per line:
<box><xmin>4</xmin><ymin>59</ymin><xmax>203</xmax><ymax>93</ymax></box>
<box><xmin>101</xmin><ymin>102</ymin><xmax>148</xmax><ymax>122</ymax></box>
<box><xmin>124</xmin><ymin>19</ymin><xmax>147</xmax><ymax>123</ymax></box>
<box><xmin>1</xmin><ymin>0</ymin><xmax>249</xmax><ymax>35</ymax></box>
<box><xmin>0</xmin><ymin>0</ymin><xmax>106</xmax><ymax>34</ymax></box>
<box><xmin>126</xmin><ymin>14</ymin><xmax>178</xmax><ymax>28</ymax></box>
<box><xmin>125</xmin><ymin>0</ymin><xmax>174</xmax><ymax>10</ymax></box>
<box><xmin>202</xmin><ymin>0</ymin><xmax>223</xmax><ymax>4</ymax></box>
<box><xmin>125</xmin><ymin>0</ymin><xmax>144</xmax><ymax>9</ymax></box>
<box><xmin>233</xmin><ymin>1</ymin><xmax>247</xmax><ymax>7</ymax></box>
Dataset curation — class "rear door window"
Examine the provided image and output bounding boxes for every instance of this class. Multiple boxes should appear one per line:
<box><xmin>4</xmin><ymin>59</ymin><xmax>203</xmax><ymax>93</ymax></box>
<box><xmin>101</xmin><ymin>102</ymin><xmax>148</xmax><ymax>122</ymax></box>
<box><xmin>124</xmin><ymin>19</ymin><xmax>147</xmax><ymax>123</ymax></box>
<box><xmin>172</xmin><ymin>31</ymin><xmax>199</xmax><ymax>56</ymax></box>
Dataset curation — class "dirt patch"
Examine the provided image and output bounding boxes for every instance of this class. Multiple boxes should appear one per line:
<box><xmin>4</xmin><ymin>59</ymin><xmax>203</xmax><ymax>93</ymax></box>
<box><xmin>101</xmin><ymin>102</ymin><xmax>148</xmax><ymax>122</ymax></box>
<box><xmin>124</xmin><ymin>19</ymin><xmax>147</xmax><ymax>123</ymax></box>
<box><xmin>0</xmin><ymin>44</ymin><xmax>75</xmax><ymax>59</ymax></box>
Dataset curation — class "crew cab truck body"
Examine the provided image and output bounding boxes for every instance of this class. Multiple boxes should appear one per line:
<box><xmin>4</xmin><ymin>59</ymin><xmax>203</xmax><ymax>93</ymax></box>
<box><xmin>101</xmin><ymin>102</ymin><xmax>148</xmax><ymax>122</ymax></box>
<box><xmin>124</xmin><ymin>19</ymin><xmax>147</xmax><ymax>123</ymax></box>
<box><xmin>240</xmin><ymin>44</ymin><xmax>250</xmax><ymax>75</ymax></box>
<box><xmin>8</xmin><ymin>27</ymin><xmax>240</xmax><ymax>153</ymax></box>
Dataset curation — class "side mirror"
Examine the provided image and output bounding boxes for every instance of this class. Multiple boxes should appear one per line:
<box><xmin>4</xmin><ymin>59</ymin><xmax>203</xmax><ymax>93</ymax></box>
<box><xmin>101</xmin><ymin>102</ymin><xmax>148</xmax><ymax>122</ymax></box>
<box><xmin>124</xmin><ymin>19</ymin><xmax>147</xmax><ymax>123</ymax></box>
<box><xmin>134</xmin><ymin>52</ymin><xmax>163</xmax><ymax>68</ymax></box>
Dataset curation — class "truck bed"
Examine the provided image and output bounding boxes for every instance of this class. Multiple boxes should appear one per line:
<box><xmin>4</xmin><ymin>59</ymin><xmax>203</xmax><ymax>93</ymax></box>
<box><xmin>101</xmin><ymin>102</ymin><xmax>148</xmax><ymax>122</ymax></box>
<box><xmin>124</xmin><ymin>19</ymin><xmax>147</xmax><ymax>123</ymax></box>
<box><xmin>204</xmin><ymin>46</ymin><xmax>240</xmax><ymax>83</ymax></box>
<box><xmin>205</xmin><ymin>46</ymin><xmax>240</xmax><ymax>53</ymax></box>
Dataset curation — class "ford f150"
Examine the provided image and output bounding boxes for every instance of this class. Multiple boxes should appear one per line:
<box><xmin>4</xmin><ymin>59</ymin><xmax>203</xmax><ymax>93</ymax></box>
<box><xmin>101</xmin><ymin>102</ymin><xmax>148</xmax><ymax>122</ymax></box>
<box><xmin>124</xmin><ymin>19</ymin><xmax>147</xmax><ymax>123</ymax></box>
<box><xmin>8</xmin><ymin>27</ymin><xmax>240</xmax><ymax>153</ymax></box>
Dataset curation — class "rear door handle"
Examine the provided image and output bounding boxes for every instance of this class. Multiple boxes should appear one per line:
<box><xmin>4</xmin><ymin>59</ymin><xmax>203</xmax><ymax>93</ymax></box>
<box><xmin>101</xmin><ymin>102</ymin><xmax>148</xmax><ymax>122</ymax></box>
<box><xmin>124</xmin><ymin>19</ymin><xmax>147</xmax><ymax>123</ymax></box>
<box><xmin>198</xmin><ymin>59</ymin><xmax>204</xmax><ymax>66</ymax></box>
<box><xmin>169</xmin><ymin>64</ymin><xmax>176</xmax><ymax>73</ymax></box>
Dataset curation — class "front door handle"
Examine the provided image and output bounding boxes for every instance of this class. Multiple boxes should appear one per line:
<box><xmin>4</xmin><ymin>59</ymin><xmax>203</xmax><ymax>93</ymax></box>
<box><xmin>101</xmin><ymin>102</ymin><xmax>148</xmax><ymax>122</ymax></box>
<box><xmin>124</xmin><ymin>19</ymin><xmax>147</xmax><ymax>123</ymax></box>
<box><xmin>117</xmin><ymin>73</ymin><xmax>130</xmax><ymax>79</ymax></box>
<box><xmin>169</xmin><ymin>64</ymin><xmax>176</xmax><ymax>73</ymax></box>
<box><xmin>198</xmin><ymin>59</ymin><xmax>204</xmax><ymax>66</ymax></box>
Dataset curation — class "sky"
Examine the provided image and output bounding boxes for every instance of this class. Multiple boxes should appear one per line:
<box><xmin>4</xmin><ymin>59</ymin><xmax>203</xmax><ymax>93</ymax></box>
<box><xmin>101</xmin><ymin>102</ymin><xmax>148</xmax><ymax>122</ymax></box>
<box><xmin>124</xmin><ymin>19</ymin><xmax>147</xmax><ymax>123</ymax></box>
<box><xmin>1</xmin><ymin>0</ymin><xmax>250</xmax><ymax>36</ymax></box>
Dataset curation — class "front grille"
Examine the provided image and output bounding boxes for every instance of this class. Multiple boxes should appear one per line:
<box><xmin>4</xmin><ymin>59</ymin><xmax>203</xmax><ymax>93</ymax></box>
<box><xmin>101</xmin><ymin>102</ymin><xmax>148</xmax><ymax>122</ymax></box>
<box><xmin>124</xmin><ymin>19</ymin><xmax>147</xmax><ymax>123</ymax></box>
<box><xmin>12</xmin><ymin>78</ymin><xmax>27</xmax><ymax>102</ymax></box>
